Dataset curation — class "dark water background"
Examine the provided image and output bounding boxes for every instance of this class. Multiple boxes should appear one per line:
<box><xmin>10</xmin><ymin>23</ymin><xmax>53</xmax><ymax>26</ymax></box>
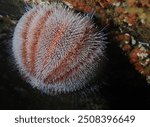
<box><xmin>0</xmin><ymin>0</ymin><xmax>150</xmax><ymax>110</ymax></box>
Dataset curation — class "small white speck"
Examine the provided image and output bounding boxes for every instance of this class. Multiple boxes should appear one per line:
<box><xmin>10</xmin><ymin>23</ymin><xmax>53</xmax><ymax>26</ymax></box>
<box><xmin>131</xmin><ymin>36</ymin><xmax>136</xmax><ymax>45</ymax></box>
<box><xmin>141</xmin><ymin>19</ymin><xmax>145</xmax><ymax>24</ymax></box>
<box><xmin>128</xmin><ymin>23</ymin><xmax>132</xmax><ymax>26</ymax></box>
<box><xmin>123</xmin><ymin>18</ymin><xmax>127</xmax><ymax>23</ymax></box>
<box><xmin>125</xmin><ymin>33</ymin><xmax>130</xmax><ymax>37</ymax></box>
<box><xmin>116</xmin><ymin>2</ymin><xmax>121</xmax><ymax>7</ymax></box>
<box><xmin>125</xmin><ymin>41</ymin><xmax>129</xmax><ymax>44</ymax></box>
<box><xmin>113</xmin><ymin>2</ymin><xmax>121</xmax><ymax>7</ymax></box>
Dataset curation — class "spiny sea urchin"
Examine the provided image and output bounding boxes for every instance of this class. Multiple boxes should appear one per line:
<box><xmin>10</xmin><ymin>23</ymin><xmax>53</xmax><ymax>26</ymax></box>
<box><xmin>12</xmin><ymin>2</ymin><xmax>107</xmax><ymax>95</ymax></box>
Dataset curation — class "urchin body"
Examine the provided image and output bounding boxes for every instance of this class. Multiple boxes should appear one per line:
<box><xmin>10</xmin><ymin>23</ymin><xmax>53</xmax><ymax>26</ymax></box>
<box><xmin>13</xmin><ymin>2</ymin><xmax>106</xmax><ymax>94</ymax></box>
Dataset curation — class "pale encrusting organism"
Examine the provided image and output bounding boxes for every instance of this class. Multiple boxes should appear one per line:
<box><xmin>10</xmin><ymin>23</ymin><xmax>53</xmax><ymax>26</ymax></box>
<box><xmin>12</xmin><ymin>2</ymin><xmax>107</xmax><ymax>95</ymax></box>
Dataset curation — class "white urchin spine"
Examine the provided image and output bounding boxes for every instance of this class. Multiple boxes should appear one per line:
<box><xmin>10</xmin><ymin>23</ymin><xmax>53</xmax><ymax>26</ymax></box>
<box><xmin>12</xmin><ymin>2</ymin><xmax>107</xmax><ymax>95</ymax></box>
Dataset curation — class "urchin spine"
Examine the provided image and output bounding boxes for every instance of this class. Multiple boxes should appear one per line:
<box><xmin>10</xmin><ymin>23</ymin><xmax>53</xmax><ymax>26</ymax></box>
<box><xmin>13</xmin><ymin>3</ymin><xmax>106</xmax><ymax>94</ymax></box>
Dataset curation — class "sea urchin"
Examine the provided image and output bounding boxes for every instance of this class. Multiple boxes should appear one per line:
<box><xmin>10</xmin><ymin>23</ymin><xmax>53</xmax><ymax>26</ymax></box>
<box><xmin>12</xmin><ymin>2</ymin><xmax>107</xmax><ymax>95</ymax></box>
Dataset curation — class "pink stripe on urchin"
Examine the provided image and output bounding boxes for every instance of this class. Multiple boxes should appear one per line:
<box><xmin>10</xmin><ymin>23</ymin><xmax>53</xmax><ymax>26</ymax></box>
<box><xmin>21</xmin><ymin>9</ymin><xmax>37</xmax><ymax>72</ymax></box>
<box><xmin>26</xmin><ymin>10</ymin><xmax>52</xmax><ymax>74</ymax></box>
<box><xmin>13</xmin><ymin>2</ymin><xmax>107</xmax><ymax>94</ymax></box>
<box><xmin>41</xmin><ymin>23</ymin><xmax>66</xmax><ymax>73</ymax></box>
